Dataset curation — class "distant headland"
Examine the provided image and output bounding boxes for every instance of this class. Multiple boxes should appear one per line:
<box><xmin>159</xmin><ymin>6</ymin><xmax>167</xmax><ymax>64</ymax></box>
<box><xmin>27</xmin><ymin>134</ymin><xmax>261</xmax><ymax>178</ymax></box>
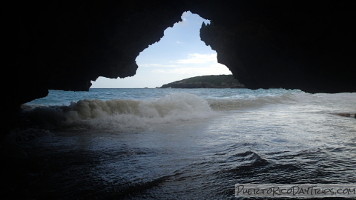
<box><xmin>160</xmin><ymin>75</ymin><xmax>244</xmax><ymax>88</ymax></box>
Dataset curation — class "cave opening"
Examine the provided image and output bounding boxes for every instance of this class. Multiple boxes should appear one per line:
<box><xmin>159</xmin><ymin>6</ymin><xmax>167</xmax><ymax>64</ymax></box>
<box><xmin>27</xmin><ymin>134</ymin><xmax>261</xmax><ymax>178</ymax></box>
<box><xmin>6</xmin><ymin>3</ymin><xmax>356</xmax><ymax>199</ymax></box>
<box><xmin>91</xmin><ymin>11</ymin><xmax>231</xmax><ymax>88</ymax></box>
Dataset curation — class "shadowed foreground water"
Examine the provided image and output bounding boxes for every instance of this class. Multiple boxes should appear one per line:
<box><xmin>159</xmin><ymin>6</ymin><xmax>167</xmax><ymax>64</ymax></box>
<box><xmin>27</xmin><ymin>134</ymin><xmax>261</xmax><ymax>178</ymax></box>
<box><xmin>1</xmin><ymin>89</ymin><xmax>355</xmax><ymax>199</ymax></box>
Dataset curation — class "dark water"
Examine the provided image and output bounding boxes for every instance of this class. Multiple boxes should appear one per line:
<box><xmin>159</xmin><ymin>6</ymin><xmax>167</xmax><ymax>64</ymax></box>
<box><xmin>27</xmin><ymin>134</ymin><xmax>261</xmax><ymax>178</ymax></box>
<box><xmin>1</xmin><ymin>89</ymin><xmax>355</xmax><ymax>199</ymax></box>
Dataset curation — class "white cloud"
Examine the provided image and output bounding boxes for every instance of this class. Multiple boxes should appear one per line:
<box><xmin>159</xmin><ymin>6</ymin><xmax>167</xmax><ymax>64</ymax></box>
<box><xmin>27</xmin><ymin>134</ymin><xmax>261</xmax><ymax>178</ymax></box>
<box><xmin>139</xmin><ymin>63</ymin><xmax>179</xmax><ymax>68</ymax></box>
<box><xmin>152</xmin><ymin>67</ymin><xmax>201</xmax><ymax>75</ymax></box>
<box><xmin>152</xmin><ymin>63</ymin><xmax>231</xmax><ymax>75</ymax></box>
<box><xmin>176</xmin><ymin>53</ymin><xmax>217</xmax><ymax>64</ymax></box>
<box><xmin>139</xmin><ymin>53</ymin><xmax>219</xmax><ymax>68</ymax></box>
<box><xmin>139</xmin><ymin>53</ymin><xmax>231</xmax><ymax>75</ymax></box>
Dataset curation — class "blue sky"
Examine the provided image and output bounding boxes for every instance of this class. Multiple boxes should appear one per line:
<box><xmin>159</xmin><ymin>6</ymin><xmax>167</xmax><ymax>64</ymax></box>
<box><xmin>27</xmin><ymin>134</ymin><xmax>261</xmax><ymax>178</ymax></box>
<box><xmin>91</xmin><ymin>11</ymin><xmax>231</xmax><ymax>88</ymax></box>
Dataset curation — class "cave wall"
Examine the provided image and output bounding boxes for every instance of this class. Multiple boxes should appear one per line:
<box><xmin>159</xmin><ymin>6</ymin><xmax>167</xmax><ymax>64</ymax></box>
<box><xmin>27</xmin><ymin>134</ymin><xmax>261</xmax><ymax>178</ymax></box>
<box><xmin>2</xmin><ymin>0</ymin><xmax>356</xmax><ymax>128</ymax></box>
<box><xmin>3</xmin><ymin>1</ymin><xmax>186</xmax><ymax>114</ymax></box>
<box><xmin>198</xmin><ymin>1</ymin><xmax>356</xmax><ymax>93</ymax></box>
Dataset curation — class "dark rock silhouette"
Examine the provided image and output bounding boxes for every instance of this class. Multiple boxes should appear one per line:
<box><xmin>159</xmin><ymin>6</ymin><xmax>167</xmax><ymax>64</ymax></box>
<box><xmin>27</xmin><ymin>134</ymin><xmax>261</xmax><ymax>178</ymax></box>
<box><xmin>2</xmin><ymin>1</ymin><xmax>356</xmax><ymax>129</ymax></box>
<box><xmin>198</xmin><ymin>1</ymin><xmax>356</xmax><ymax>93</ymax></box>
<box><xmin>161</xmin><ymin>75</ymin><xmax>244</xmax><ymax>88</ymax></box>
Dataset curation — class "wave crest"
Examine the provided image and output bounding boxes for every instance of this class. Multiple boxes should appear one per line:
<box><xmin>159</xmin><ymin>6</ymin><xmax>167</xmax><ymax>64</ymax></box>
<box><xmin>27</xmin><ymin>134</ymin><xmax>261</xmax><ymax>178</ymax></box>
<box><xmin>22</xmin><ymin>92</ymin><xmax>297</xmax><ymax>132</ymax></box>
<box><xmin>23</xmin><ymin>93</ymin><xmax>213</xmax><ymax>131</ymax></box>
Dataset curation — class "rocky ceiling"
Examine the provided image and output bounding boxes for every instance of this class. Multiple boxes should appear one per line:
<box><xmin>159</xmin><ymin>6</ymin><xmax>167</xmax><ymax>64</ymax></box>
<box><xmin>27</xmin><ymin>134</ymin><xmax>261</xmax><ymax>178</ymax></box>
<box><xmin>3</xmin><ymin>1</ymin><xmax>356</xmax><ymax>125</ymax></box>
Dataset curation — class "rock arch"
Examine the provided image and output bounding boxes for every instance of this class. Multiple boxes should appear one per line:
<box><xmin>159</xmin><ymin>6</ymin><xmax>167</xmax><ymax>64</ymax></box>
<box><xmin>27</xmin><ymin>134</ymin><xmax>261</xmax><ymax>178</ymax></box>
<box><xmin>3</xmin><ymin>1</ymin><xmax>356</xmax><ymax>127</ymax></box>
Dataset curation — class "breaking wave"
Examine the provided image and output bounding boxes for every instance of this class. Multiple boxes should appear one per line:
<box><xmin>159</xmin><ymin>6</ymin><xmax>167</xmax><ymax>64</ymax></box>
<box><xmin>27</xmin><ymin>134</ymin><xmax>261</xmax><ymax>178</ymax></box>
<box><xmin>22</xmin><ymin>92</ymin><xmax>296</xmax><ymax>132</ymax></box>
<box><xmin>23</xmin><ymin>93</ymin><xmax>213</xmax><ymax>132</ymax></box>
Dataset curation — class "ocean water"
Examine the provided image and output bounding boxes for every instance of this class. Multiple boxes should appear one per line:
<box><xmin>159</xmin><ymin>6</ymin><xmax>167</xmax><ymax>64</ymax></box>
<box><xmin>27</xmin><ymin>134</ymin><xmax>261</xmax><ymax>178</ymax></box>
<box><xmin>3</xmin><ymin>88</ymin><xmax>356</xmax><ymax>199</ymax></box>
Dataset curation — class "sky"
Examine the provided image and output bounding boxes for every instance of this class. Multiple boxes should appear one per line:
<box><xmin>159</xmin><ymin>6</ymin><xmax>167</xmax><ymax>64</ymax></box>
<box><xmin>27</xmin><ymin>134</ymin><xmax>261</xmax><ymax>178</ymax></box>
<box><xmin>91</xmin><ymin>11</ymin><xmax>231</xmax><ymax>88</ymax></box>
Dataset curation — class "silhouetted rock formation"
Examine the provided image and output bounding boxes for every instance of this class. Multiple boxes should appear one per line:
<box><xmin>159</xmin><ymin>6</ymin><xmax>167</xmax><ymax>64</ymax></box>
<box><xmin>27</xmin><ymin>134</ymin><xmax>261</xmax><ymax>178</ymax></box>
<box><xmin>161</xmin><ymin>75</ymin><xmax>244</xmax><ymax>88</ymax></box>
<box><xmin>198</xmin><ymin>1</ymin><xmax>356</xmax><ymax>93</ymax></box>
<box><xmin>3</xmin><ymin>1</ymin><xmax>356</xmax><ymax>130</ymax></box>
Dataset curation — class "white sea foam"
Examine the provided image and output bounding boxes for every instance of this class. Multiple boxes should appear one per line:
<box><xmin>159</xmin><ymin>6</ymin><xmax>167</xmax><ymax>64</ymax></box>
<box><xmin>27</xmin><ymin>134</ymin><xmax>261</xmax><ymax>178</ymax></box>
<box><xmin>23</xmin><ymin>91</ymin><xmax>317</xmax><ymax>132</ymax></box>
<box><xmin>24</xmin><ymin>93</ymin><xmax>214</xmax><ymax>132</ymax></box>
<box><xmin>208</xmin><ymin>93</ymin><xmax>296</xmax><ymax>111</ymax></box>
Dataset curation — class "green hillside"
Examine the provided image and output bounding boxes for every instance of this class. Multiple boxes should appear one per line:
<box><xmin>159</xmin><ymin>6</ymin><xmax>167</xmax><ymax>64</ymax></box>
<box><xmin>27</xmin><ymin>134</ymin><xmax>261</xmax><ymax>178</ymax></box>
<box><xmin>161</xmin><ymin>75</ymin><xmax>244</xmax><ymax>88</ymax></box>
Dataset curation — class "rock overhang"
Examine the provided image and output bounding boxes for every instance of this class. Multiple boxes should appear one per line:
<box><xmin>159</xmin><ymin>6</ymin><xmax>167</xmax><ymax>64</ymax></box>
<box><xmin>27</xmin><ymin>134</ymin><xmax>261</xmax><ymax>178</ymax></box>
<box><xmin>2</xmin><ymin>1</ymin><xmax>356</xmax><ymax>127</ymax></box>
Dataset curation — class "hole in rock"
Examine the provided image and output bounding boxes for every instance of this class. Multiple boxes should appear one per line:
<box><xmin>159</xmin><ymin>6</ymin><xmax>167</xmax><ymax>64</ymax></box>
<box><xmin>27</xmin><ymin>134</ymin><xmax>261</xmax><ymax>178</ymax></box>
<box><xmin>91</xmin><ymin>11</ymin><xmax>232</xmax><ymax>88</ymax></box>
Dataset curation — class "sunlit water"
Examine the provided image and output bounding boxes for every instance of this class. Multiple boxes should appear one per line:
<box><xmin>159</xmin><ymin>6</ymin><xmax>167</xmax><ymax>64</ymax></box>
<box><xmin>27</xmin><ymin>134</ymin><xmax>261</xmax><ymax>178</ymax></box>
<box><xmin>3</xmin><ymin>88</ymin><xmax>356</xmax><ymax>199</ymax></box>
